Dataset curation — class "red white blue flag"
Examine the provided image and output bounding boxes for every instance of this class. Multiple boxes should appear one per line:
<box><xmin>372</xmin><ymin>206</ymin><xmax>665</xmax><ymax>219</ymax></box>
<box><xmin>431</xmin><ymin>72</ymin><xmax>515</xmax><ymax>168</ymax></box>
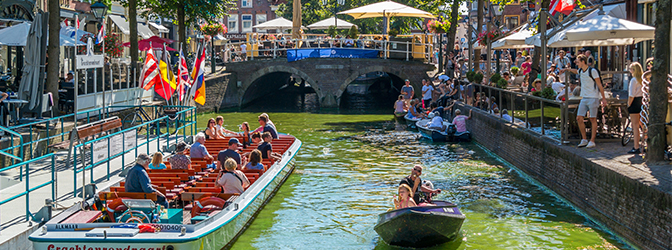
<box><xmin>96</xmin><ymin>19</ymin><xmax>105</xmax><ymax>44</ymax></box>
<box><xmin>177</xmin><ymin>47</ymin><xmax>191</xmax><ymax>102</ymax></box>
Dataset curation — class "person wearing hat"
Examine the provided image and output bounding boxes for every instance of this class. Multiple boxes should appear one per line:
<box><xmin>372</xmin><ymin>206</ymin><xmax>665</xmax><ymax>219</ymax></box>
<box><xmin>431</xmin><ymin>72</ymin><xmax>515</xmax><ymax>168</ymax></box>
<box><xmin>400</xmin><ymin>79</ymin><xmax>414</xmax><ymax>105</ymax></box>
<box><xmin>168</xmin><ymin>142</ymin><xmax>191</xmax><ymax>170</ymax></box>
<box><xmin>217</xmin><ymin>138</ymin><xmax>243</xmax><ymax>169</ymax></box>
<box><xmin>427</xmin><ymin>112</ymin><xmax>447</xmax><ymax>132</ymax></box>
<box><xmin>125</xmin><ymin>153</ymin><xmax>168</xmax><ymax>207</ymax></box>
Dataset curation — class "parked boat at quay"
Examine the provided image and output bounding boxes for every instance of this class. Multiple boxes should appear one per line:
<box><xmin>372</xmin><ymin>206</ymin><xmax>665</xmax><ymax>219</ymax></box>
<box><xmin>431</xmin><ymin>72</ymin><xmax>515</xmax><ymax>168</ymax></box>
<box><xmin>29</xmin><ymin>135</ymin><xmax>301</xmax><ymax>250</ymax></box>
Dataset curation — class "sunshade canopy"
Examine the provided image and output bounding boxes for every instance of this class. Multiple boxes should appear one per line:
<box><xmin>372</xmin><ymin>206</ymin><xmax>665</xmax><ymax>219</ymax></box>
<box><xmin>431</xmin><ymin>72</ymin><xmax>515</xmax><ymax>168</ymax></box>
<box><xmin>109</xmin><ymin>15</ymin><xmax>156</xmax><ymax>39</ymax></box>
<box><xmin>337</xmin><ymin>1</ymin><xmax>434</xmax><ymax>19</ymax></box>
<box><xmin>253</xmin><ymin>17</ymin><xmax>306</xmax><ymax>30</ymax></box>
<box><xmin>307</xmin><ymin>17</ymin><xmax>357</xmax><ymax>30</ymax></box>
<box><xmin>491</xmin><ymin>29</ymin><xmax>534</xmax><ymax>49</ymax></box>
<box><xmin>0</xmin><ymin>22</ymin><xmax>89</xmax><ymax>47</ymax></box>
<box><xmin>123</xmin><ymin>36</ymin><xmax>176</xmax><ymax>51</ymax></box>
<box><xmin>526</xmin><ymin>14</ymin><xmax>654</xmax><ymax>48</ymax></box>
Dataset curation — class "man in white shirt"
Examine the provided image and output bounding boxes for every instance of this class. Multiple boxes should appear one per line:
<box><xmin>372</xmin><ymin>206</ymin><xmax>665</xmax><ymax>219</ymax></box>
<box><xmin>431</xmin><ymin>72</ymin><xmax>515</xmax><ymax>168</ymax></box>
<box><xmin>239</xmin><ymin>43</ymin><xmax>248</xmax><ymax>61</ymax></box>
<box><xmin>567</xmin><ymin>54</ymin><xmax>606</xmax><ymax>148</ymax></box>
<box><xmin>421</xmin><ymin>79</ymin><xmax>434</xmax><ymax>108</ymax></box>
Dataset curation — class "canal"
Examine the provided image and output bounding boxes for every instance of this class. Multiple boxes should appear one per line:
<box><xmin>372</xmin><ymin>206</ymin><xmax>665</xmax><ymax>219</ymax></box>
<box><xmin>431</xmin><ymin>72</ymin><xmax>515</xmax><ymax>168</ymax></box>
<box><xmin>196</xmin><ymin>111</ymin><xmax>630</xmax><ymax>249</ymax></box>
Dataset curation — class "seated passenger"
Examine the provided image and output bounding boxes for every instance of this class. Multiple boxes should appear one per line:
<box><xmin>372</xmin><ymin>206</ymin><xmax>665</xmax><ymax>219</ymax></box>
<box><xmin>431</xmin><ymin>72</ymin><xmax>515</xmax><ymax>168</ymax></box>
<box><xmin>148</xmin><ymin>152</ymin><xmax>166</xmax><ymax>169</ymax></box>
<box><xmin>399</xmin><ymin>165</ymin><xmax>441</xmax><ymax>204</ymax></box>
<box><xmin>215</xmin><ymin>158</ymin><xmax>250</xmax><ymax>194</ymax></box>
<box><xmin>252</xmin><ymin>113</ymin><xmax>276</xmax><ymax>133</ymax></box>
<box><xmin>125</xmin><ymin>154</ymin><xmax>168</xmax><ymax>207</ymax></box>
<box><xmin>217</xmin><ymin>138</ymin><xmax>243</xmax><ymax>169</ymax></box>
<box><xmin>240</xmin><ymin>122</ymin><xmax>251</xmax><ymax>146</ymax></box>
<box><xmin>250</xmin><ymin>132</ymin><xmax>262</xmax><ymax>145</ymax></box>
<box><xmin>258</xmin><ymin>115</ymin><xmax>278</xmax><ymax>139</ymax></box>
<box><xmin>257</xmin><ymin>132</ymin><xmax>282</xmax><ymax>161</ymax></box>
<box><xmin>244</xmin><ymin>149</ymin><xmax>265</xmax><ymax>171</ymax></box>
<box><xmin>427</xmin><ymin>112</ymin><xmax>446</xmax><ymax>132</ymax></box>
<box><xmin>451</xmin><ymin>109</ymin><xmax>472</xmax><ymax>133</ymax></box>
<box><xmin>216</xmin><ymin>116</ymin><xmax>237</xmax><ymax>138</ymax></box>
<box><xmin>394</xmin><ymin>184</ymin><xmax>418</xmax><ymax>209</ymax></box>
<box><xmin>168</xmin><ymin>142</ymin><xmax>191</xmax><ymax>170</ymax></box>
<box><xmin>190</xmin><ymin>132</ymin><xmax>214</xmax><ymax>161</ymax></box>
<box><xmin>205</xmin><ymin>118</ymin><xmax>224</xmax><ymax>140</ymax></box>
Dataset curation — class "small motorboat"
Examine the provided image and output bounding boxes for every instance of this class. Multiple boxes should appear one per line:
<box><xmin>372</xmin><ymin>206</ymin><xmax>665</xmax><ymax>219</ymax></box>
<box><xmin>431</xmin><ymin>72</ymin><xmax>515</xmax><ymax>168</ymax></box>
<box><xmin>416</xmin><ymin>119</ymin><xmax>472</xmax><ymax>143</ymax></box>
<box><xmin>416</xmin><ymin>119</ymin><xmax>449</xmax><ymax>142</ymax></box>
<box><xmin>404</xmin><ymin>114</ymin><xmax>420</xmax><ymax>130</ymax></box>
<box><xmin>374</xmin><ymin>200</ymin><xmax>466</xmax><ymax>248</ymax></box>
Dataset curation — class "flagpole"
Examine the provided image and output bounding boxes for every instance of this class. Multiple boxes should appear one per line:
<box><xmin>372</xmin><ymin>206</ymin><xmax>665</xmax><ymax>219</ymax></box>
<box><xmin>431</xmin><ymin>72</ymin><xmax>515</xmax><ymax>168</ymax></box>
<box><xmin>101</xmin><ymin>19</ymin><xmax>106</xmax><ymax>108</ymax></box>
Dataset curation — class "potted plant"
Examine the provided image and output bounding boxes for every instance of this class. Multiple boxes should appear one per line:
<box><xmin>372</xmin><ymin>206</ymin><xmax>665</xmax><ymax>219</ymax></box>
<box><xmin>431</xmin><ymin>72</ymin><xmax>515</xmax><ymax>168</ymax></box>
<box><xmin>473</xmin><ymin>72</ymin><xmax>484</xmax><ymax>84</ymax></box>
<box><xmin>476</xmin><ymin>30</ymin><xmax>502</xmax><ymax>47</ymax></box>
<box><xmin>467</xmin><ymin>71</ymin><xmax>476</xmax><ymax>83</ymax></box>
<box><xmin>490</xmin><ymin>73</ymin><xmax>502</xmax><ymax>85</ymax></box>
<box><xmin>510</xmin><ymin>66</ymin><xmax>520</xmax><ymax>76</ymax></box>
<box><xmin>426</xmin><ymin>19</ymin><xmax>450</xmax><ymax>34</ymax></box>
<box><xmin>497</xmin><ymin>78</ymin><xmax>508</xmax><ymax>89</ymax></box>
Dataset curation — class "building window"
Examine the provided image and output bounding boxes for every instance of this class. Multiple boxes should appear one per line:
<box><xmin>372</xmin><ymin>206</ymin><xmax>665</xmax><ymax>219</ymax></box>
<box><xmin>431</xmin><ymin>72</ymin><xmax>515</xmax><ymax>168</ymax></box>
<box><xmin>228</xmin><ymin>14</ymin><xmax>238</xmax><ymax>33</ymax></box>
<box><xmin>471</xmin><ymin>2</ymin><xmax>477</xmax><ymax>11</ymax></box>
<box><xmin>242</xmin><ymin>0</ymin><xmax>253</xmax><ymax>8</ymax></box>
<box><xmin>242</xmin><ymin>14</ymin><xmax>252</xmax><ymax>33</ymax></box>
<box><xmin>505</xmin><ymin>16</ymin><xmax>519</xmax><ymax>30</ymax></box>
<box><xmin>255</xmin><ymin>14</ymin><xmax>267</xmax><ymax>32</ymax></box>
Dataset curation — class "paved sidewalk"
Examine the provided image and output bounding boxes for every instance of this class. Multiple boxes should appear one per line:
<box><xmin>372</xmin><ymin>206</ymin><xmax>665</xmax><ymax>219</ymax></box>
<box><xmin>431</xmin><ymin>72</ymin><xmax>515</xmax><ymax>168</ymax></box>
<box><xmin>0</xmin><ymin>135</ymin><xmax>185</xmax><ymax>250</ymax></box>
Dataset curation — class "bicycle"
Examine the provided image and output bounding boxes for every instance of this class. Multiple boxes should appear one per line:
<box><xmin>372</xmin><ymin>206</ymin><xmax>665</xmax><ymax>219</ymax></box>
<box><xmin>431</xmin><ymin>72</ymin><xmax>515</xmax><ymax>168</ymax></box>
<box><xmin>122</xmin><ymin>103</ymin><xmax>182</xmax><ymax>136</ymax></box>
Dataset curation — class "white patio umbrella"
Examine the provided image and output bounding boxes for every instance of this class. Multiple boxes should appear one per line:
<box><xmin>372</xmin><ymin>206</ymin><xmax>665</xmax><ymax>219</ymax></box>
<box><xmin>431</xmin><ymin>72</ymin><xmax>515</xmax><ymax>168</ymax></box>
<box><xmin>337</xmin><ymin>0</ymin><xmax>434</xmax><ymax>34</ymax></box>
<box><xmin>491</xmin><ymin>28</ymin><xmax>534</xmax><ymax>49</ymax></box>
<box><xmin>525</xmin><ymin>14</ymin><xmax>654</xmax><ymax>48</ymax></box>
<box><xmin>0</xmin><ymin>23</ymin><xmax>89</xmax><ymax>47</ymax></box>
<box><xmin>307</xmin><ymin>17</ymin><xmax>357</xmax><ymax>30</ymax></box>
<box><xmin>253</xmin><ymin>17</ymin><xmax>306</xmax><ymax>30</ymax></box>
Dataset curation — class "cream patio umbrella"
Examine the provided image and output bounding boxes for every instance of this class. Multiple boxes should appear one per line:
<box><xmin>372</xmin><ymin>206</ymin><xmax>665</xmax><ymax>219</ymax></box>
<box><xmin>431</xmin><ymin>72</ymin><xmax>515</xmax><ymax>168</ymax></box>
<box><xmin>253</xmin><ymin>17</ymin><xmax>306</xmax><ymax>31</ymax></box>
<box><xmin>307</xmin><ymin>17</ymin><xmax>357</xmax><ymax>30</ymax></box>
<box><xmin>337</xmin><ymin>0</ymin><xmax>434</xmax><ymax>34</ymax></box>
<box><xmin>491</xmin><ymin>28</ymin><xmax>534</xmax><ymax>49</ymax></box>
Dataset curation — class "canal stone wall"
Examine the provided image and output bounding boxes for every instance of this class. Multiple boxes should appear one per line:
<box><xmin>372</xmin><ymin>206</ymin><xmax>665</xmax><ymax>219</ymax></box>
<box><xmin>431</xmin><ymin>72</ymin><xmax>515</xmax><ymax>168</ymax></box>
<box><xmin>222</xmin><ymin>58</ymin><xmax>435</xmax><ymax>109</ymax></box>
<box><xmin>456</xmin><ymin>103</ymin><xmax>672</xmax><ymax>250</ymax></box>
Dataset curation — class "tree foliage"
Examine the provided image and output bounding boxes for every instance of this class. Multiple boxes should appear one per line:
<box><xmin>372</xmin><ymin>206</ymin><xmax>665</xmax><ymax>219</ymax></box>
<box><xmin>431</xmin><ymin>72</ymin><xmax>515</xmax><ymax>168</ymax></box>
<box><xmin>140</xmin><ymin>0</ymin><xmax>235</xmax><ymax>25</ymax></box>
<box><xmin>276</xmin><ymin>0</ymin><xmax>443</xmax><ymax>34</ymax></box>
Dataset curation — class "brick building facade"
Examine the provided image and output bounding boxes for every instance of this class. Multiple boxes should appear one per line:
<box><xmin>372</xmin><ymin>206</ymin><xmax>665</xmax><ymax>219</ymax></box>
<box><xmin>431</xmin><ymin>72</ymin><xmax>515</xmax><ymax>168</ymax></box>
<box><xmin>224</xmin><ymin>0</ymin><xmax>286</xmax><ymax>41</ymax></box>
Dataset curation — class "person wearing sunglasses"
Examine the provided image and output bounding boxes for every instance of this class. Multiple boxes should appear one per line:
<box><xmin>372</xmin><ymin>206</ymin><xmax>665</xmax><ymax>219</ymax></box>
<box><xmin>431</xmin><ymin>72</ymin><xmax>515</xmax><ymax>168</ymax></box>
<box><xmin>399</xmin><ymin>165</ymin><xmax>441</xmax><ymax>204</ymax></box>
<box><xmin>205</xmin><ymin>118</ymin><xmax>224</xmax><ymax>140</ymax></box>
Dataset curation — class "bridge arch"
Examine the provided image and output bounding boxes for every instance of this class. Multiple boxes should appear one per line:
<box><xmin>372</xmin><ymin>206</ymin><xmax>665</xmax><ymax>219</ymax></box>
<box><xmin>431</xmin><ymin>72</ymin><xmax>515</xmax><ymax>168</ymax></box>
<box><xmin>240</xmin><ymin>65</ymin><xmax>323</xmax><ymax>107</ymax></box>
<box><xmin>338</xmin><ymin>66</ymin><xmax>415</xmax><ymax>99</ymax></box>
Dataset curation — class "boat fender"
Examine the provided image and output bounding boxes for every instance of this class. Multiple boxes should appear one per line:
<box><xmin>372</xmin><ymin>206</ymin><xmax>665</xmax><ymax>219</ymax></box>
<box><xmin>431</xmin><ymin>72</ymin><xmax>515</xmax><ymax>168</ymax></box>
<box><xmin>191</xmin><ymin>197</ymin><xmax>227</xmax><ymax>217</ymax></box>
<box><xmin>106</xmin><ymin>198</ymin><xmax>129</xmax><ymax>219</ymax></box>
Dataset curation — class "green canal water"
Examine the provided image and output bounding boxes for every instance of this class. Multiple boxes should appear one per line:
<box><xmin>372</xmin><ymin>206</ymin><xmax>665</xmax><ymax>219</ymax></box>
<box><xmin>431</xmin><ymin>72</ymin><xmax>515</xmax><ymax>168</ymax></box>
<box><xmin>196</xmin><ymin>112</ymin><xmax>628</xmax><ymax>249</ymax></box>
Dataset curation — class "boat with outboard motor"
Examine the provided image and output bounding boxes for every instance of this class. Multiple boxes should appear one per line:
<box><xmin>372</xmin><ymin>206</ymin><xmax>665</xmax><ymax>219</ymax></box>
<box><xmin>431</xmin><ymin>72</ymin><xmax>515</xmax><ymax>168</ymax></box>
<box><xmin>374</xmin><ymin>200</ymin><xmax>465</xmax><ymax>248</ymax></box>
<box><xmin>29</xmin><ymin>135</ymin><xmax>301</xmax><ymax>250</ymax></box>
<box><xmin>416</xmin><ymin>119</ymin><xmax>472</xmax><ymax>143</ymax></box>
<box><xmin>404</xmin><ymin>114</ymin><xmax>420</xmax><ymax>130</ymax></box>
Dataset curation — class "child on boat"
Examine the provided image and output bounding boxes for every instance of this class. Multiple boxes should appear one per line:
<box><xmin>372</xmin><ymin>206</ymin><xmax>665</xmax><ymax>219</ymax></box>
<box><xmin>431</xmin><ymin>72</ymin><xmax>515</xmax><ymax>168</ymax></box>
<box><xmin>148</xmin><ymin>152</ymin><xmax>166</xmax><ymax>169</ymax></box>
<box><xmin>394</xmin><ymin>184</ymin><xmax>417</xmax><ymax>209</ymax></box>
<box><xmin>257</xmin><ymin>132</ymin><xmax>282</xmax><ymax>161</ymax></box>
<box><xmin>244</xmin><ymin>149</ymin><xmax>266</xmax><ymax>171</ymax></box>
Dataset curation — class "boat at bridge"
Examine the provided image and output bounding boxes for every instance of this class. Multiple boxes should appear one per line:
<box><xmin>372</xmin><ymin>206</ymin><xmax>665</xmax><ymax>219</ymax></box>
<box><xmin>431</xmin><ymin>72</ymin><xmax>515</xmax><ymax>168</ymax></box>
<box><xmin>29</xmin><ymin>135</ymin><xmax>301</xmax><ymax>250</ymax></box>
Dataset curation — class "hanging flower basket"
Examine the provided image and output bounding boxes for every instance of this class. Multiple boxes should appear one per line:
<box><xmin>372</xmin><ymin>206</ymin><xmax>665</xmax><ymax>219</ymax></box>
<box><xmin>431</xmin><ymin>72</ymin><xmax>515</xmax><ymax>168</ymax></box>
<box><xmin>476</xmin><ymin>30</ymin><xmax>502</xmax><ymax>47</ymax></box>
<box><xmin>200</xmin><ymin>23</ymin><xmax>228</xmax><ymax>38</ymax></box>
<box><xmin>427</xmin><ymin>20</ymin><xmax>450</xmax><ymax>33</ymax></box>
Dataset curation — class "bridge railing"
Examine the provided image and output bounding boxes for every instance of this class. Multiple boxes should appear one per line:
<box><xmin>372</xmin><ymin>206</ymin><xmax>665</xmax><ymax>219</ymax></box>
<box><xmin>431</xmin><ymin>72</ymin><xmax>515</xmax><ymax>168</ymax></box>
<box><xmin>223</xmin><ymin>38</ymin><xmax>434</xmax><ymax>63</ymax></box>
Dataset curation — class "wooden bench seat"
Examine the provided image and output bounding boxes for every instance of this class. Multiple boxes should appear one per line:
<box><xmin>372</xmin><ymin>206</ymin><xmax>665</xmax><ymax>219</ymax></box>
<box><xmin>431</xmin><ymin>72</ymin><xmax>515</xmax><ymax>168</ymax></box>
<box><xmin>99</xmin><ymin>192</ymin><xmax>158</xmax><ymax>201</ymax></box>
<box><xmin>61</xmin><ymin>211</ymin><xmax>103</xmax><ymax>223</ymax></box>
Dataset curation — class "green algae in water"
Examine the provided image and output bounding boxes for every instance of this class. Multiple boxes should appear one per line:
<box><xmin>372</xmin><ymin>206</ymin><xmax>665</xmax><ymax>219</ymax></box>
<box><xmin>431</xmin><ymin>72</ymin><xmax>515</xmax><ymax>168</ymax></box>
<box><xmin>195</xmin><ymin>112</ymin><xmax>630</xmax><ymax>250</ymax></box>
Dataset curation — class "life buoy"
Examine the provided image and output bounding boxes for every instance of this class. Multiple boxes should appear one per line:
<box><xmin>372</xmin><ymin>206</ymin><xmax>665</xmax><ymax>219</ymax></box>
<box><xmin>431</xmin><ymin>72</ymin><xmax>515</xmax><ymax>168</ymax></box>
<box><xmin>107</xmin><ymin>198</ymin><xmax>129</xmax><ymax>219</ymax></box>
<box><xmin>191</xmin><ymin>197</ymin><xmax>226</xmax><ymax>217</ymax></box>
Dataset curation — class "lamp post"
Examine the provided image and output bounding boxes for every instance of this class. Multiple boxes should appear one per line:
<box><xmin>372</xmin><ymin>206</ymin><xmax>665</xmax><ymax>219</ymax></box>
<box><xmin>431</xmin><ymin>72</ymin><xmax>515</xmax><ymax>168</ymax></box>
<box><xmin>490</xmin><ymin>5</ymin><xmax>503</xmax><ymax>74</ymax></box>
<box><xmin>90</xmin><ymin>0</ymin><xmax>108</xmax><ymax>107</ymax></box>
<box><xmin>322</xmin><ymin>0</ymin><xmax>345</xmax><ymax>29</ymax></box>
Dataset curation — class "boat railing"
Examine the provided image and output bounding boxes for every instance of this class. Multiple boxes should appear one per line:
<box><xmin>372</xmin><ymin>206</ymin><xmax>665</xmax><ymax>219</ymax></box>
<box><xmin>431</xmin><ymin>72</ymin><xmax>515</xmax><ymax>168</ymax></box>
<box><xmin>223</xmin><ymin>37</ymin><xmax>434</xmax><ymax>63</ymax></box>
<box><xmin>471</xmin><ymin>84</ymin><xmax>565</xmax><ymax>141</ymax></box>
<box><xmin>0</xmin><ymin>105</ymin><xmax>197</xmax><ymax>223</ymax></box>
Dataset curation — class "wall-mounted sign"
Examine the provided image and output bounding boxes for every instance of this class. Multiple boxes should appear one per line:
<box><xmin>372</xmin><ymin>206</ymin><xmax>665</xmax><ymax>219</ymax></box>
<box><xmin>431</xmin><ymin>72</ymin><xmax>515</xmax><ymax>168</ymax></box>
<box><xmin>76</xmin><ymin>55</ymin><xmax>104</xmax><ymax>69</ymax></box>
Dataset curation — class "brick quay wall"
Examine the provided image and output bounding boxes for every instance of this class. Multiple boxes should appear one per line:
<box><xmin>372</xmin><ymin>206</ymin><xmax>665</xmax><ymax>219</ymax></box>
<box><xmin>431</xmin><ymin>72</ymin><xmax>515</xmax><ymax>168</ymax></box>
<box><xmin>456</xmin><ymin>103</ymin><xmax>672</xmax><ymax>250</ymax></box>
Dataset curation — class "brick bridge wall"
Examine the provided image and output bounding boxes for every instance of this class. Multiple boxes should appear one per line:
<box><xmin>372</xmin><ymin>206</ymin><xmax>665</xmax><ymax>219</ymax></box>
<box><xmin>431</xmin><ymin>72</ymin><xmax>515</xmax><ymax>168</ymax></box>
<box><xmin>222</xmin><ymin>58</ymin><xmax>435</xmax><ymax>109</ymax></box>
<box><xmin>456</xmin><ymin>102</ymin><xmax>672</xmax><ymax>250</ymax></box>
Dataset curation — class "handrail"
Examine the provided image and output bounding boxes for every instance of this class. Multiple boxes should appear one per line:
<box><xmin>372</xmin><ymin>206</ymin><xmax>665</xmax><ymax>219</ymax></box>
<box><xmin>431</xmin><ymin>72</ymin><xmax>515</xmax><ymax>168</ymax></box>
<box><xmin>0</xmin><ymin>153</ymin><xmax>56</xmax><ymax>221</ymax></box>
<box><xmin>222</xmin><ymin>37</ymin><xmax>433</xmax><ymax>63</ymax></box>
<box><xmin>0</xmin><ymin>125</ymin><xmax>23</xmax><ymax>161</ymax></box>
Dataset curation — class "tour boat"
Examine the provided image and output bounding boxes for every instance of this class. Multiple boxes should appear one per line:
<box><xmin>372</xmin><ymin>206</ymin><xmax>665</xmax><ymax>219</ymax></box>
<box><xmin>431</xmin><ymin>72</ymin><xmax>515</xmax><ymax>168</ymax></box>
<box><xmin>374</xmin><ymin>201</ymin><xmax>465</xmax><ymax>248</ymax></box>
<box><xmin>29</xmin><ymin>135</ymin><xmax>302</xmax><ymax>250</ymax></box>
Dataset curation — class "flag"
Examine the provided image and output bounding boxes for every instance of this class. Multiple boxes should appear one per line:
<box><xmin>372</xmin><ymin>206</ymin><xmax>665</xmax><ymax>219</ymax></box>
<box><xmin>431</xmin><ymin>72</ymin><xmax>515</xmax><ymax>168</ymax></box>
<box><xmin>177</xmin><ymin>47</ymin><xmax>191</xmax><ymax>102</ymax></box>
<box><xmin>192</xmin><ymin>43</ymin><xmax>207</xmax><ymax>105</ymax></box>
<box><xmin>140</xmin><ymin>46</ymin><xmax>162</xmax><ymax>90</ymax></box>
<box><xmin>75</xmin><ymin>15</ymin><xmax>80</xmax><ymax>29</ymax></box>
<box><xmin>156</xmin><ymin>44</ymin><xmax>176</xmax><ymax>100</ymax></box>
<box><xmin>61</xmin><ymin>18</ymin><xmax>68</xmax><ymax>28</ymax></box>
<box><xmin>549</xmin><ymin>0</ymin><xmax>574</xmax><ymax>16</ymax></box>
<box><xmin>96</xmin><ymin>19</ymin><xmax>105</xmax><ymax>44</ymax></box>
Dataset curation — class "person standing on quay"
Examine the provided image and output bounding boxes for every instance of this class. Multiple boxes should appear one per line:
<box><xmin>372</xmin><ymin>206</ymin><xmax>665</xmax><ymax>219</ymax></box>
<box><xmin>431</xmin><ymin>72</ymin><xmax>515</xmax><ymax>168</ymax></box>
<box><xmin>568</xmin><ymin>54</ymin><xmax>606</xmax><ymax>148</ymax></box>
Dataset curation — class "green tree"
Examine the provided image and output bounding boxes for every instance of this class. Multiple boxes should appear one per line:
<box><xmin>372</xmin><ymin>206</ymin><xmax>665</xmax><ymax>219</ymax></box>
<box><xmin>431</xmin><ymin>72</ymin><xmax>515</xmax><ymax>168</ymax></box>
<box><xmin>647</xmin><ymin>0</ymin><xmax>670</xmax><ymax>163</ymax></box>
<box><xmin>276</xmin><ymin>0</ymin><xmax>442</xmax><ymax>35</ymax></box>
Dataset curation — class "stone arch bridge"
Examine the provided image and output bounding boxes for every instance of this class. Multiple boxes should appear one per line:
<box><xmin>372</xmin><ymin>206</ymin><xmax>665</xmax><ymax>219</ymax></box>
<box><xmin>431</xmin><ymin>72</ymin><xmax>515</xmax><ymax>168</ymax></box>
<box><xmin>220</xmin><ymin>58</ymin><xmax>436</xmax><ymax>109</ymax></box>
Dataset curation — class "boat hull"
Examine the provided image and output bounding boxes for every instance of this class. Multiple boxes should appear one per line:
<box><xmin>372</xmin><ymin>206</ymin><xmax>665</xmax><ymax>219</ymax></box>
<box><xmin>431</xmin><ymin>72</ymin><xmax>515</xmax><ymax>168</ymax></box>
<box><xmin>404</xmin><ymin>115</ymin><xmax>420</xmax><ymax>130</ymax></box>
<box><xmin>374</xmin><ymin>201</ymin><xmax>465</xmax><ymax>248</ymax></box>
<box><xmin>416</xmin><ymin>119</ymin><xmax>448</xmax><ymax>142</ymax></box>
<box><xmin>30</xmin><ymin>138</ymin><xmax>302</xmax><ymax>250</ymax></box>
